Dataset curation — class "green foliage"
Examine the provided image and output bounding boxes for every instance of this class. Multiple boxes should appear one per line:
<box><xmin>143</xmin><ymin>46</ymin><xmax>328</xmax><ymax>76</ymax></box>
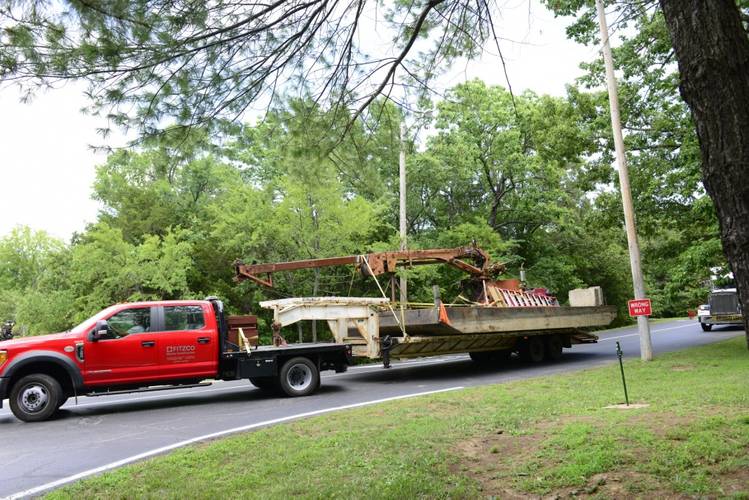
<box><xmin>0</xmin><ymin>0</ymin><xmax>500</xmax><ymax>141</ymax></box>
<box><xmin>542</xmin><ymin>1</ymin><xmax>728</xmax><ymax>316</ymax></box>
<box><xmin>0</xmin><ymin>0</ymin><xmax>732</xmax><ymax>335</ymax></box>
<box><xmin>0</xmin><ymin>71</ymin><xmax>724</xmax><ymax>333</ymax></box>
<box><xmin>0</xmin><ymin>227</ymin><xmax>70</xmax><ymax>334</ymax></box>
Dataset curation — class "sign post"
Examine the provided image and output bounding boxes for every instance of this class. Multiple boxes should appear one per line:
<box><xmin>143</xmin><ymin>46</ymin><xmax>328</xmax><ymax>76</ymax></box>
<box><xmin>596</xmin><ymin>0</ymin><xmax>653</xmax><ymax>360</ymax></box>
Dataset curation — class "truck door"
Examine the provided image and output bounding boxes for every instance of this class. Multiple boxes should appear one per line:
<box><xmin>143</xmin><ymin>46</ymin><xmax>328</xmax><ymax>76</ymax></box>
<box><xmin>153</xmin><ymin>304</ymin><xmax>218</xmax><ymax>380</ymax></box>
<box><xmin>84</xmin><ymin>306</ymin><xmax>159</xmax><ymax>385</ymax></box>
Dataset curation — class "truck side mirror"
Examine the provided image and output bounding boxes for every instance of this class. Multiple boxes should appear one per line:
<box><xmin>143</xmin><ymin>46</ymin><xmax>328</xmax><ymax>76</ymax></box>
<box><xmin>90</xmin><ymin>320</ymin><xmax>110</xmax><ymax>341</ymax></box>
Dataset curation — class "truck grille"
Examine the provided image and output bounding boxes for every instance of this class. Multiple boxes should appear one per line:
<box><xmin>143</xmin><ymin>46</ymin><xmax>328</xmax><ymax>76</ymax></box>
<box><xmin>709</xmin><ymin>292</ymin><xmax>739</xmax><ymax>315</ymax></box>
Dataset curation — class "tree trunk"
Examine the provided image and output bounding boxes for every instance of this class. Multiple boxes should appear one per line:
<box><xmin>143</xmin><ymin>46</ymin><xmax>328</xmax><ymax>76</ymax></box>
<box><xmin>659</xmin><ymin>0</ymin><xmax>749</xmax><ymax>348</ymax></box>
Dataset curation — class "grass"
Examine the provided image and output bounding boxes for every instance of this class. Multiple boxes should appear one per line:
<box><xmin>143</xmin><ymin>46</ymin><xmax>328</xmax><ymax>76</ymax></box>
<box><xmin>49</xmin><ymin>337</ymin><xmax>749</xmax><ymax>499</ymax></box>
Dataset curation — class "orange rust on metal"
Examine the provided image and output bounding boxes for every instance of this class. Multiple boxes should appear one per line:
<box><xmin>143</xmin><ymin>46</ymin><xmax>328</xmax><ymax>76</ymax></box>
<box><xmin>234</xmin><ymin>244</ymin><xmax>503</xmax><ymax>288</ymax></box>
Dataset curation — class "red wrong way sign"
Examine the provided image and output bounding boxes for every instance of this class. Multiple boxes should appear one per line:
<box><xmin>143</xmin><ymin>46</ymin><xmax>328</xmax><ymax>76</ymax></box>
<box><xmin>628</xmin><ymin>298</ymin><xmax>652</xmax><ymax>317</ymax></box>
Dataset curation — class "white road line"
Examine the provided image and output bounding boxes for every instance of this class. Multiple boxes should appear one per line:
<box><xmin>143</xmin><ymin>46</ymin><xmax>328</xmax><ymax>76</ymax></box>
<box><xmin>5</xmin><ymin>386</ymin><xmax>464</xmax><ymax>500</ymax></box>
<box><xmin>652</xmin><ymin>323</ymin><xmax>695</xmax><ymax>333</ymax></box>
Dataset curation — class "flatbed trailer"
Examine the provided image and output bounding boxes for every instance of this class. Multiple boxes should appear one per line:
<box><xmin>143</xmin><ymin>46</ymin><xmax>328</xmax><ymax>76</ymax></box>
<box><xmin>260</xmin><ymin>295</ymin><xmax>617</xmax><ymax>366</ymax></box>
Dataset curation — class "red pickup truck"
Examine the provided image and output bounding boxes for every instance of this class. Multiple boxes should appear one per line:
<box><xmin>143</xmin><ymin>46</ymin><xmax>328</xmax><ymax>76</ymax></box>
<box><xmin>0</xmin><ymin>298</ymin><xmax>350</xmax><ymax>422</ymax></box>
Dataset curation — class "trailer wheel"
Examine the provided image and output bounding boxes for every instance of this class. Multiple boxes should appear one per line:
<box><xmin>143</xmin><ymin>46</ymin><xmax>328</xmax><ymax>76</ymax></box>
<box><xmin>519</xmin><ymin>337</ymin><xmax>545</xmax><ymax>363</ymax></box>
<box><xmin>700</xmin><ymin>323</ymin><xmax>712</xmax><ymax>332</ymax></box>
<box><xmin>544</xmin><ymin>335</ymin><xmax>564</xmax><ymax>361</ymax></box>
<box><xmin>9</xmin><ymin>374</ymin><xmax>63</xmax><ymax>422</ymax></box>
<box><xmin>279</xmin><ymin>357</ymin><xmax>319</xmax><ymax>397</ymax></box>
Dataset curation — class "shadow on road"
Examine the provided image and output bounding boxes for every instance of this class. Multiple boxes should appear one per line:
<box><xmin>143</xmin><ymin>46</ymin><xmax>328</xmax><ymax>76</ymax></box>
<box><xmin>0</xmin><ymin>383</ymin><xmax>348</xmax><ymax>423</ymax></box>
<box><xmin>347</xmin><ymin>352</ymin><xmax>601</xmax><ymax>384</ymax></box>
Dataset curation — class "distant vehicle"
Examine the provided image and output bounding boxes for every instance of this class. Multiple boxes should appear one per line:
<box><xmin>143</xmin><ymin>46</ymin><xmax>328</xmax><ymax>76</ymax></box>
<box><xmin>698</xmin><ymin>288</ymin><xmax>743</xmax><ymax>331</ymax></box>
<box><xmin>696</xmin><ymin>304</ymin><xmax>710</xmax><ymax>319</ymax></box>
<box><xmin>1</xmin><ymin>320</ymin><xmax>14</xmax><ymax>341</ymax></box>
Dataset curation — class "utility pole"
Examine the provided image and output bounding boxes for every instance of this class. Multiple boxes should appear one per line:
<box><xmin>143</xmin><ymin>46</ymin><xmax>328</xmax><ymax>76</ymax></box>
<box><xmin>595</xmin><ymin>0</ymin><xmax>653</xmax><ymax>361</ymax></box>
<box><xmin>399</xmin><ymin>121</ymin><xmax>408</xmax><ymax>304</ymax></box>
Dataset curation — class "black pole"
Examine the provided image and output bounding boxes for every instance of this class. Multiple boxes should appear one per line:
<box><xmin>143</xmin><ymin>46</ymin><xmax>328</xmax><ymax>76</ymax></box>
<box><xmin>616</xmin><ymin>341</ymin><xmax>630</xmax><ymax>406</ymax></box>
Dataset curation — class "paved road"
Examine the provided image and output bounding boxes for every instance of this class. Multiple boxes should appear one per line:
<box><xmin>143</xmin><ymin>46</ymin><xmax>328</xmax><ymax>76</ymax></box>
<box><xmin>0</xmin><ymin>319</ymin><xmax>743</xmax><ymax>498</ymax></box>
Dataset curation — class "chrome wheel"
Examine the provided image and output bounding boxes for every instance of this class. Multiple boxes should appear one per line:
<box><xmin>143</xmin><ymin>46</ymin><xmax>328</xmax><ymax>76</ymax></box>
<box><xmin>286</xmin><ymin>363</ymin><xmax>313</xmax><ymax>391</ymax></box>
<box><xmin>19</xmin><ymin>384</ymin><xmax>49</xmax><ymax>413</ymax></box>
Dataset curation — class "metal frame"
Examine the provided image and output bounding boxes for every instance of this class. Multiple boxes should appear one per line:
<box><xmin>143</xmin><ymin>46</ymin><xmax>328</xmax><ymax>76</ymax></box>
<box><xmin>259</xmin><ymin>297</ymin><xmax>388</xmax><ymax>358</ymax></box>
<box><xmin>236</xmin><ymin>245</ymin><xmax>500</xmax><ymax>288</ymax></box>
<box><xmin>259</xmin><ymin>296</ymin><xmax>611</xmax><ymax>360</ymax></box>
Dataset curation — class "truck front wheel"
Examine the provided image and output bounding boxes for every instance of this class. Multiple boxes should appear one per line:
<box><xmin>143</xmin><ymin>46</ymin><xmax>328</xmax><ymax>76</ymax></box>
<box><xmin>9</xmin><ymin>374</ymin><xmax>63</xmax><ymax>422</ymax></box>
<box><xmin>700</xmin><ymin>323</ymin><xmax>713</xmax><ymax>332</ymax></box>
<box><xmin>279</xmin><ymin>357</ymin><xmax>319</xmax><ymax>397</ymax></box>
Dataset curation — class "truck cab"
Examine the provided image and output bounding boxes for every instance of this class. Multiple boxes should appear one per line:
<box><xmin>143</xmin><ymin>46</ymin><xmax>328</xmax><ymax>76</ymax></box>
<box><xmin>0</xmin><ymin>298</ymin><xmax>350</xmax><ymax>422</ymax></box>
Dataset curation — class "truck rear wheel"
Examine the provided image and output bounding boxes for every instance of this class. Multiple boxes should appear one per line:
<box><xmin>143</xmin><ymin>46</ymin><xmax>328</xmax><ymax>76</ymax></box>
<box><xmin>519</xmin><ymin>337</ymin><xmax>545</xmax><ymax>363</ymax></box>
<box><xmin>700</xmin><ymin>323</ymin><xmax>712</xmax><ymax>332</ymax></box>
<box><xmin>279</xmin><ymin>357</ymin><xmax>319</xmax><ymax>397</ymax></box>
<box><xmin>9</xmin><ymin>374</ymin><xmax>63</xmax><ymax>422</ymax></box>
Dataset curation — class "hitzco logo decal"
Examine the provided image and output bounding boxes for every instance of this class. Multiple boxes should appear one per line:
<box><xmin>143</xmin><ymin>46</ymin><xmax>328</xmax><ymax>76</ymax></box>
<box><xmin>166</xmin><ymin>345</ymin><xmax>195</xmax><ymax>354</ymax></box>
<box><xmin>166</xmin><ymin>345</ymin><xmax>197</xmax><ymax>363</ymax></box>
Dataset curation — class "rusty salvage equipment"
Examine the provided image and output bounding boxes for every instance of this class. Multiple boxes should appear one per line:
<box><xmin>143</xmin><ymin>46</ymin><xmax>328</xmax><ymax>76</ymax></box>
<box><xmin>234</xmin><ymin>244</ymin><xmax>503</xmax><ymax>288</ymax></box>
<box><xmin>240</xmin><ymin>243</ymin><xmax>615</xmax><ymax>362</ymax></box>
<box><xmin>233</xmin><ymin>243</ymin><xmax>557</xmax><ymax>307</ymax></box>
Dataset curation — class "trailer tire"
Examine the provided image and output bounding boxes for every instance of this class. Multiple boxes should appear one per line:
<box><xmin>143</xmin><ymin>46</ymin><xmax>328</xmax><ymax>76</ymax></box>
<box><xmin>700</xmin><ymin>323</ymin><xmax>712</xmax><ymax>332</ymax></box>
<box><xmin>519</xmin><ymin>337</ymin><xmax>545</xmax><ymax>363</ymax></box>
<box><xmin>279</xmin><ymin>357</ymin><xmax>319</xmax><ymax>397</ymax></box>
<box><xmin>544</xmin><ymin>335</ymin><xmax>564</xmax><ymax>361</ymax></box>
<box><xmin>9</xmin><ymin>374</ymin><xmax>63</xmax><ymax>422</ymax></box>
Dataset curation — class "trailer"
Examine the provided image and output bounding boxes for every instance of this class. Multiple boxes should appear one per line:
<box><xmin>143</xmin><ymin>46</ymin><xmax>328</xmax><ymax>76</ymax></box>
<box><xmin>238</xmin><ymin>244</ymin><xmax>617</xmax><ymax>367</ymax></box>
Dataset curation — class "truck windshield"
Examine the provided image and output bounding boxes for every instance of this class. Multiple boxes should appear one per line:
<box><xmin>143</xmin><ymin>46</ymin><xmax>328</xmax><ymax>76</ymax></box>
<box><xmin>68</xmin><ymin>305</ymin><xmax>120</xmax><ymax>334</ymax></box>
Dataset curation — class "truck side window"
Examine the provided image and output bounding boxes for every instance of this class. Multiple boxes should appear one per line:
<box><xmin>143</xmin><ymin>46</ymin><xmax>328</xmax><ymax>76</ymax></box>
<box><xmin>164</xmin><ymin>306</ymin><xmax>205</xmax><ymax>331</ymax></box>
<box><xmin>108</xmin><ymin>307</ymin><xmax>151</xmax><ymax>337</ymax></box>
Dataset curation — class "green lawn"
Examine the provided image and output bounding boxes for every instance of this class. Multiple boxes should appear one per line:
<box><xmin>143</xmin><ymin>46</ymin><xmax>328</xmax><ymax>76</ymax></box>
<box><xmin>50</xmin><ymin>337</ymin><xmax>749</xmax><ymax>499</ymax></box>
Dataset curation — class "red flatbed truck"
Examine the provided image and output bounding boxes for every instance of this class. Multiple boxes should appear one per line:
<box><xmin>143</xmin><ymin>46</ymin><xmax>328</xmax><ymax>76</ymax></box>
<box><xmin>0</xmin><ymin>298</ymin><xmax>350</xmax><ymax>422</ymax></box>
